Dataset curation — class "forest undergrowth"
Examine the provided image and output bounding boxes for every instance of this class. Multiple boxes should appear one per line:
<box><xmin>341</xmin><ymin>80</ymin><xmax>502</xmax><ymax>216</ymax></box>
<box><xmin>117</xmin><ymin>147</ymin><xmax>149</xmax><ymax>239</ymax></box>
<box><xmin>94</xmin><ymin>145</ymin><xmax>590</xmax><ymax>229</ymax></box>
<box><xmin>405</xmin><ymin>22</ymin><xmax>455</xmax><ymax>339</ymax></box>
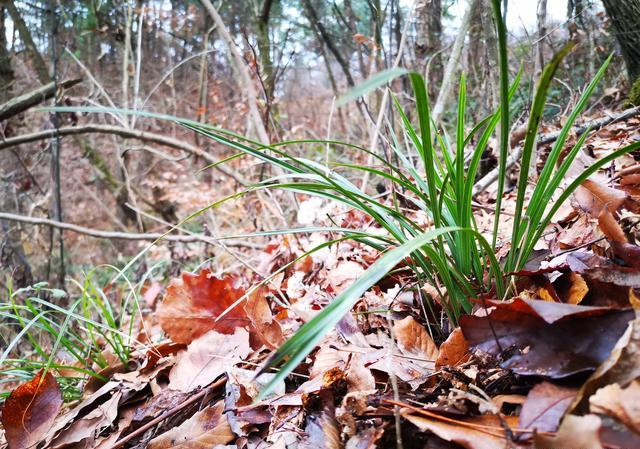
<box><xmin>3</xmin><ymin>1</ymin><xmax>640</xmax><ymax>449</ymax></box>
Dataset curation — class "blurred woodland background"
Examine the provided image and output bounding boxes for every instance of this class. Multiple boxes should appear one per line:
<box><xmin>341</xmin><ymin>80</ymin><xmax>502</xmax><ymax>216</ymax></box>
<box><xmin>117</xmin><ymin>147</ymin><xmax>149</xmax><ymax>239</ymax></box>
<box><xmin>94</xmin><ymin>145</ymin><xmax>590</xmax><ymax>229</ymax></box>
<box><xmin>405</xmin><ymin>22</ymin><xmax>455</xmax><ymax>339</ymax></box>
<box><xmin>1</xmin><ymin>0</ymin><xmax>639</xmax><ymax>289</ymax></box>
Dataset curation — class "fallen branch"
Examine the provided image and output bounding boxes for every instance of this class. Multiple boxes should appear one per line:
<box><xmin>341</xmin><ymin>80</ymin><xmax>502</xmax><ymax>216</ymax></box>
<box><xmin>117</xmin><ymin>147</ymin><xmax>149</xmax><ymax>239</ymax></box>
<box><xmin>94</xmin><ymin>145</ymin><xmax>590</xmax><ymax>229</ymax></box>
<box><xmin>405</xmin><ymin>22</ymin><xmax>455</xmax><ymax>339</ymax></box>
<box><xmin>0</xmin><ymin>211</ymin><xmax>261</xmax><ymax>248</ymax></box>
<box><xmin>0</xmin><ymin>79</ymin><xmax>82</xmax><ymax>122</ymax></box>
<box><xmin>473</xmin><ymin>105</ymin><xmax>640</xmax><ymax>195</ymax></box>
<box><xmin>0</xmin><ymin>123</ymin><xmax>248</xmax><ymax>185</ymax></box>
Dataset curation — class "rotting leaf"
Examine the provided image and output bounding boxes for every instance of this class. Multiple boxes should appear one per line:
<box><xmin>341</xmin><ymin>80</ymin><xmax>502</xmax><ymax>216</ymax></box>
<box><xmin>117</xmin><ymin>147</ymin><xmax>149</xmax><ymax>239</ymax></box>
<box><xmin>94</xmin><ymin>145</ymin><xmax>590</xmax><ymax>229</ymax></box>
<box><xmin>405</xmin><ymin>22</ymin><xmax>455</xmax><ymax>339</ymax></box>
<box><xmin>460</xmin><ymin>298</ymin><xmax>634</xmax><ymax>378</ymax></box>
<box><xmin>147</xmin><ymin>400</ymin><xmax>234</xmax><ymax>449</ymax></box>
<box><xmin>0</xmin><ymin>369</ymin><xmax>63</xmax><ymax>449</ymax></box>
<box><xmin>157</xmin><ymin>269</ymin><xmax>250</xmax><ymax>344</ymax></box>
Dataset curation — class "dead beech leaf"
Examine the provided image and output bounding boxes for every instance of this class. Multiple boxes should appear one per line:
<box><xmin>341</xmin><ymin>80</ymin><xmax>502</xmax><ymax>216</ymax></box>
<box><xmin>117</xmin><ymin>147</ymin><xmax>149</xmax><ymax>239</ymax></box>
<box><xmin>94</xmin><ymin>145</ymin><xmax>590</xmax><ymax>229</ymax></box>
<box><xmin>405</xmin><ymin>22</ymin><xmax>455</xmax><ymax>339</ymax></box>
<box><xmin>518</xmin><ymin>382</ymin><xmax>577</xmax><ymax>435</ymax></box>
<box><xmin>403</xmin><ymin>410</ymin><xmax>518</xmax><ymax>449</ymax></box>
<box><xmin>169</xmin><ymin>328</ymin><xmax>251</xmax><ymax>392</ymax></box>
<box><xmin>147</xmin><ymin>401</ymin><xmax>234</xmax><ymax>449</ymax></box>
<box><xmin>435</xmin><ymin>327</ymin><xmax>470</xmax><ymax>369</ymax></box>
<box><xmin>393</xmin><ymin>316</ymin><xmax>439</xmax><ymax>361</ymax></box>
<box><xmin>598</xmin><ymin>208</ymin><xmax>626</xmax><ymax>242</ymax></box>
<box><xmin>244</xmin><ymin>286</ymin><xmax>284</xmax><ymax>349</ymax></box>
<box><xmin>534</xmin><ymin>414</ymin><xmax>603</xmax><ymax>449</ymax></box>
<box><xmin>573</xmin><ymin>179</ymin><xmax>627</xmax><ymax>217</ymax></box>
<box><xmin>590</xmin><ymin>380</ymin><xmax>640</xmax><ymax>433</ymax></box>
<box><xmin>50</xmin><ymin>391</ymin><xmax>121</xmax><ymax>449</ymax></box>
<box><xmin>0</xmin><ymin>370</ymin><xmax>63</xmax><ymax>449</ymax></box>
<box><xmin>157</xmin><ymin>269</ymin><xmax>250</xmax><ymax>344</ymax></box>
<box><xmin>567</xmin><ymin>273</ymin><xmax>588</xmax><ymax>305</ymax></box>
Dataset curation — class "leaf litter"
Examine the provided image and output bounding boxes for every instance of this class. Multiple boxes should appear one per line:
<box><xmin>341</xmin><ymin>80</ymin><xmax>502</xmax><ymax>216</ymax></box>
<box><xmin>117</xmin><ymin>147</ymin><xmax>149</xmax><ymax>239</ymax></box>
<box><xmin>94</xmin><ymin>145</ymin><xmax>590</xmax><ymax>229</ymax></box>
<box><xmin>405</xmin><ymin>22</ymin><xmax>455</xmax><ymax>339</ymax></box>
<box><xmin>2</xmin><ymin>117</ymin><xmax>640</xmax><ymax>449</ymax></box>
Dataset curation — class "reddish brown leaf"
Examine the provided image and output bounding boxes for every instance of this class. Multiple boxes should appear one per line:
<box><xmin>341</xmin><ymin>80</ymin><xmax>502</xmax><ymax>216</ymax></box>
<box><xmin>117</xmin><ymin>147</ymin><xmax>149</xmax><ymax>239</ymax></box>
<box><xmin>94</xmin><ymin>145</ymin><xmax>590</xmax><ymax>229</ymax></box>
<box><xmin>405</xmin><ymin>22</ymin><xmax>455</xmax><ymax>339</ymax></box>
<box><xmin>573</xmin><ymin>179</ymin><xmax>628</xmax><ymax>217</ymax></box>
<box><xmin>597</xmin><ymin>208</ymin><xmax>627</xmax><ymax>243</ymax></box>
<box><xmin>393</xmin><ymin>316</ymin><xmax>439</xmax><ymax>361</ymax></box>
<box><xmin>610</xmin><ymin>240</ymin><xmax>640</xmax><ymax>269</ymax></box>
<box><xmin>402</xmin><ymin>408</ymin><xmax>519</xmax><ymax>449</ymax></box>
<box><xmin>435</xmin><ymin>327</ymin><xmax>470</xmax><ymax>369</ymax></box>
<box><xmin>518</xmin><ymin>382</ymin><xmax>577</xmax><ymax>434</ymax></box>
<box><xmin>244</xmin><ymin>286</ymin><xmax>284</xmax><ymax>349</ymax></box>
<box><xmin>567</xmin><ymin>251</ymin><xmax>640</xmax><ymax>288</ymax></box>
<box><xmin>1</xmin><ymin>369</ymin><xmax>63</xmax><ymax>449</ymax></box>
<box><xmin>157</xmin><ymin>269</ymin><xmax>250</xmax><ymax>344</ymax></box>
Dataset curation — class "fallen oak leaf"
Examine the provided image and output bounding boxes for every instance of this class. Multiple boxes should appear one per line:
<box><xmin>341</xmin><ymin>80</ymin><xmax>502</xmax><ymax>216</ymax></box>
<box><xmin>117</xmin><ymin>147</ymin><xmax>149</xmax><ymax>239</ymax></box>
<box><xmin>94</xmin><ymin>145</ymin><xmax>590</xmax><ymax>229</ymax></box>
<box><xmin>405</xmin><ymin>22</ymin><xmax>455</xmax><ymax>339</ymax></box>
<box><xmin>393</xmin><ymin>315</ymin><xmax>439</xmax><ymax>361</ymax></box>
<box><xmin>534</xmin><ymin>414</ymin><xmax>603</xmax><ymax>449</ymax></box>
<box><xmin>0</xmin><ymin>369</ymin><xmax>63</xmax><ymax>449</ymax></box>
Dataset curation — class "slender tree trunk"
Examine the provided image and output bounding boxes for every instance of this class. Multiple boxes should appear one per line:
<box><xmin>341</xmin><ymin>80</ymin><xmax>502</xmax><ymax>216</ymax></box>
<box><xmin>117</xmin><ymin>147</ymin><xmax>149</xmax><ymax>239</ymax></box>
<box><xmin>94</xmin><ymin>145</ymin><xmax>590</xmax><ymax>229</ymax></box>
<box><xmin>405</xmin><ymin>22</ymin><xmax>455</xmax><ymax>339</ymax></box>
<box><xmin>3</xmin><ymin>0</ymin><xmax>50</xmax><ymax>84</ymax></box>
<box><xmin>302</xmin><ymin>0</ymin><xmax>355</xmax><ymax>87</ymax></box>
<box><xmin>414</xmin><ymin>0</ymin><xmax>442</xmax><ymax>97</ymax></box>
<box><xmin>0</xmin><ymin>4</ymin><xmax>33</xmax><ymax>288</ymax></box>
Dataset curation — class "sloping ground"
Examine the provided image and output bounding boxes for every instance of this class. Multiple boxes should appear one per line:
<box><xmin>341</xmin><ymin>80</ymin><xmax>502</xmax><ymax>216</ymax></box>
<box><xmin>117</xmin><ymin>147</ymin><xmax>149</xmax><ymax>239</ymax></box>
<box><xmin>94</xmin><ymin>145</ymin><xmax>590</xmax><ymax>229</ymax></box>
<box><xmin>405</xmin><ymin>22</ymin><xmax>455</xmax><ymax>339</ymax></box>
<box><xmin>2</xmin><ymin>113</ymin><xmax>640</xmax><ymax>449</ymax></box>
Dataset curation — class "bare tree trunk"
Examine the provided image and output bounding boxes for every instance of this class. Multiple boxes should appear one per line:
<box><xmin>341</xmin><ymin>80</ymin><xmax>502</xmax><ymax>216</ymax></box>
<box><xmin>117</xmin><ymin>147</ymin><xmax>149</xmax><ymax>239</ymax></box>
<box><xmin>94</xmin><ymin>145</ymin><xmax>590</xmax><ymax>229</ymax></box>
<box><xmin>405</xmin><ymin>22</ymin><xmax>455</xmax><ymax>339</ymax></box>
<box><xmin>0</xmin><ymin>4</ymin><xmax>33</xmax><ymax>288</ymax></box>
<box><xmin>414</xmin><ymin>0</ymin><xmax>442</xmax><ymax>97</ymax></box>
<box><xmin>302</xmin><ymin>0</ymin><xmax>355</xmax><ymax>87</ymax></box>
<box><xmin>432</xmin><ymin>0</ymin><xmax>478</xmax><ymax>123</ymax></box>
<box><xmin>602</xmin><ymin>0</ymin><xmax>640</xmax><ymax>100</ymax></box>
<box><xmin>2</xmin><ymin>0</ymin><xmax>50</xmax><ymax>84</ymax></box>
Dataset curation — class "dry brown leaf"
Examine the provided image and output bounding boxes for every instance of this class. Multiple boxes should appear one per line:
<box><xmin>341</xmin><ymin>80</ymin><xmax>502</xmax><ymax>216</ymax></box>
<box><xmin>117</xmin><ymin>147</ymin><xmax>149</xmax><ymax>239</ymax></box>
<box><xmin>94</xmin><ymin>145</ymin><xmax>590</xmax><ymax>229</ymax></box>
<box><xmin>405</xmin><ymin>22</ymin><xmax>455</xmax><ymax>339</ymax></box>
<box><xmin>435</xmin><ymin>327</ymin><xmax>470</xmax><ymax>369</ymax></box>
<box><xmin>50</xmin><ymin>391</ymin><xmax>121</xmax><ymax>449</ymax></box>
<box><xmin>534</xmin><ymin>414</ymin><xmax>603</xmax><ymax>449</ymax></box>
<box><xmin>598</xmin><ymin>208</ymin><xmax>627</xmax><ymax>242</ymax></box>
<box><xmin>403</xmin><ymin>411</ymin><xmax>518</xmax><ymax>449</ymax></box>
<box><xmin>393</xmin><ymin>316</ymin><xmax>439</xmax><ymax>361</ymax></box>
<box><xmin>590</xmin><ymin>380</ymin><xmax>640</xmax><ymax>433</ymax></box>
<box><xmin>147</xmin><ymin>401</ymin><xmax>234</xmax><ymax>449</ymax></box>
<box><xmin>569</xmin><ymin>318</ymin><xmax>640</xmax><ymax>414</ymax></box>
<box><xmin>169</xmin><ymin>328</ymin><xmax>251</xmax><ymax>392</ymax></box>
<box><xmin>244</xmin><ymin>286</ymin><xmax>284</xmax><ymax>349</ymax></box>
<box><xmin>573</xmin><ymin>179</ymin><xmax>628</xmax><ymax>217</ymax></box>
<box><xmin>0</xmin><ymin>370</ymin><xmax>63</xmax><ymax>449</ymax></box>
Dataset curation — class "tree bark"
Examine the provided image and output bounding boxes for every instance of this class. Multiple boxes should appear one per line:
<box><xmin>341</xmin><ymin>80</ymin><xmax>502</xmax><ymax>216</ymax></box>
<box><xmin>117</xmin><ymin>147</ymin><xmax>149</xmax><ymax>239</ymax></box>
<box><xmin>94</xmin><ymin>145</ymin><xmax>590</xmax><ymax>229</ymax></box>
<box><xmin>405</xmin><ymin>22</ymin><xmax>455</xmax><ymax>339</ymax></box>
<box><xmin>414</xmin><ymin>0</ymin><xmax>442</xmax><ymax>95</ymax></box>
<box><xmin>2</xmin><ymin>0</ymin><xmax>50</xmax><ymax>84</ymax></box>
<box><xmin>602</xmin><ymin>0</ymin><xmax>640</xmax><ymax>83</ymax></box>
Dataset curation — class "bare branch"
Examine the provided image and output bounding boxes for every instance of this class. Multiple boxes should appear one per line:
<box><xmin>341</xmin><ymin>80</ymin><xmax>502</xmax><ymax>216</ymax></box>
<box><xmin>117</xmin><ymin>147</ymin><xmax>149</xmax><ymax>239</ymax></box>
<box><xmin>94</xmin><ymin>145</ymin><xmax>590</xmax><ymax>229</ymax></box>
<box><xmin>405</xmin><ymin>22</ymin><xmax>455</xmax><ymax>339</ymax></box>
<box><xmin>0</xmin><ymin>211</ymin><xmax>261</xmax><ymax>248</ymax></box>
<box><xmin>0</xmin><ymin>79</ymin><xmax>82</xmax><ymax>121</ymax></box>
<box><xmin>473</xmin><ymin>105</ymin><xmax>640</xmax><ymax>195</ymax></box>
<box><xmin>0</xmin><ymin>123</ymin><xmax>248</xmax><ymax>185</ymax></box>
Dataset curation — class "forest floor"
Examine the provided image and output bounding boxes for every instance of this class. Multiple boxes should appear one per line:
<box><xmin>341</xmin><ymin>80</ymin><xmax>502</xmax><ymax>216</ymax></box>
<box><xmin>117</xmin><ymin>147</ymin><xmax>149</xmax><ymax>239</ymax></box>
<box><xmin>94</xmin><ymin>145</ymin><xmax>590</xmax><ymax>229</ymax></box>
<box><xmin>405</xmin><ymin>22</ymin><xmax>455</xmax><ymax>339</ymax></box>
<box><xmin>2</xmin><ymin>108</ymin><xmax>640</xmax><ymax>449</ymax></box>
